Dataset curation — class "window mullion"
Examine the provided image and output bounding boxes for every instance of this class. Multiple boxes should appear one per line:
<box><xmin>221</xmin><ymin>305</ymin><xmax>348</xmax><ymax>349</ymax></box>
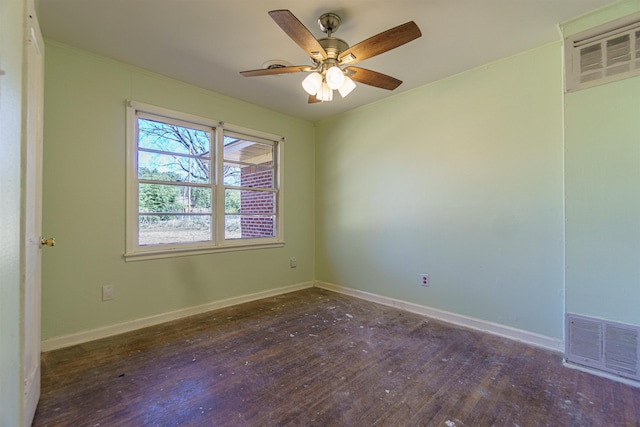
<box><xmin>139</xmin><ymin>212</ymin><xmax>211</xmax><ymax>216</ymax></box>
<box><xmin>215</xmin><ymin>126</ymin><xmax>226</xmax><ymax>245</ymax></box>
<box><xmin>138</xmin><ymin>179</ymin><xmax>211</xmax><ymax>188</ymax></box>
<box><xmin>139</xmin><ymin>147</ymin><xmax>211</xmax><ymax>161</ymax></box>
<box><xmin>224</xmin><ymin>185</ymin><xmax>278</xmax><ymax>193</ymax></box>
<box><xmin>274</xmin><ymin>140</ymin><xmax>282</xmax><ymax>242</ymax></box>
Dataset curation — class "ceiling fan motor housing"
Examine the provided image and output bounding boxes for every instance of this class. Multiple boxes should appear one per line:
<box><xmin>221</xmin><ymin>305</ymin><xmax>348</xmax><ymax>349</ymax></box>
<box><xmin>318</xmin><ymin>37</ymin><xmax>349</xmax><ymax>60</ymax></box>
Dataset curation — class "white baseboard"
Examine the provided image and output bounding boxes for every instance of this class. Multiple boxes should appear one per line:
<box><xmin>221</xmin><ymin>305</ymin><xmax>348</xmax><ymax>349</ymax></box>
<box><xmin>41</xmin><ymin>281</ymin><xmax>314</xmax><ymax>352</ymax></box>
<box><xmin>42</xmin><ymin>280</ymin><xmax>563</xmax><ymax>353</ymax></box>
<box><xmin>314</xmin><ymin>280</ymin><xmax>563</xmax><ymax>353</ymax></box>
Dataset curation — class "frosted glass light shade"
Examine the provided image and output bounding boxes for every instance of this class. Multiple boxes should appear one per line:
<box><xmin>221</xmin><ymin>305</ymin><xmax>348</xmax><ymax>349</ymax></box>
<box><xmin>302</xmin><ymin>72</ymin><xmax>322</xmax><ymax>95</ymax></box>
<box><xmin>338</xmin><ymin>76</ymin><xmax>356</xmax><ymax>98</ymax></box>
<box><xmin>315</xmin><ymin>82</ymin><xmax>333</xmax><ymax>101</ymax></box>
<box><xmin>325</xmin><ymin>66</ymin><xmax>345</xmax><ymax>90</ymax></box>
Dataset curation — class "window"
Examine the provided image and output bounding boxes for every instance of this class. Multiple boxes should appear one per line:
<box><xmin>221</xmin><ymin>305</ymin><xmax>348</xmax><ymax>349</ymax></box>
<box><xmin>125</xmin><ymin>101</ymin><xmax>283</xmax><ymax>260</ymax></box>
<box><xmin>565</xmin><ymin>12</ymin><xmax>640</xmax><ymax>92</ymax></box>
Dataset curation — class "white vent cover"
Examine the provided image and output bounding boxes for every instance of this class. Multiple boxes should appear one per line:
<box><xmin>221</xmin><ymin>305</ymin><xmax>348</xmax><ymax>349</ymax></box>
<box><xmin>565</xmin><ymin>12</ymin><xmax>640</xmax><ymax>92</ymax></box>
<box><xmin>566</xmin><ymin>314</ymin><xmax>640</xmax><ymax>382</ymax></box>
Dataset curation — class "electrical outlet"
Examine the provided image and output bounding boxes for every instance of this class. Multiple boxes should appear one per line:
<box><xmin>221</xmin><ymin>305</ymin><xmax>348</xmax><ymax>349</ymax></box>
<box><xmin>102</xmin><ymin>285</ymin><xmax>114</xmax><ymax>301</ymax></box>
<box><xmin>420</xmin><ymin>274</ymin><xmax>429</xmax><ymax>287</ymax></box>
<box><xmin>290</xmin><ymin>257</ymin><xmax>297</xmax><ymax>268</ymax></box>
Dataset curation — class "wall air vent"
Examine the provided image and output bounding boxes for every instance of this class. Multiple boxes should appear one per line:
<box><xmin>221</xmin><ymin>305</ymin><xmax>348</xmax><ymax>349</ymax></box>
<box><xmin>565</xmin><ymin>12</ymin><xmax>640</xmax><ymax>92</ymax></box>
<box><xmin>566</xmin><ymin>314</ymin><xmax>640</xmax><ymax>382</ymax></box>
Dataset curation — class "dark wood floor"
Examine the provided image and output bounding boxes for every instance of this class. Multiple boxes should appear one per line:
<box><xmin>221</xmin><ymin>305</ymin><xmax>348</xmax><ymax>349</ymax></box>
<box><xmin>33</xmin><ymin>288</ymin><xmax>639</xmax><ymax>426</ymax></box>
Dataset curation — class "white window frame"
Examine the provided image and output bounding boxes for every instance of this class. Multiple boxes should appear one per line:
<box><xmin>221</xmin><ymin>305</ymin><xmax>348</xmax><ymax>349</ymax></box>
<box><xmin>125</xmin><ymin>100</ymin><xmax>284</xmax><ymax>261</ymax></box>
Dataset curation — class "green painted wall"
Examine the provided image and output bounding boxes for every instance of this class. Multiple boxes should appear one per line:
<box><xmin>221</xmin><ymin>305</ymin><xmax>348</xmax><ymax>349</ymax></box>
<box><xmin>315</xmin><ymin>43</ymin><xmax>565</xmax><ymax>339</ymax></box>
<box><xmin>41</xmin><ymin>42</ymin><xmax>315</xmax><ymax>340</ymax></box>
<box><xmin>1</xmin><ymin>0</ymin><xmax>26</xmax><ymax>424</ymax></box>
<box><xmin>563</xmin><ymin>1</ymin><xmax>640</xmax><ymax>326</ymax></box>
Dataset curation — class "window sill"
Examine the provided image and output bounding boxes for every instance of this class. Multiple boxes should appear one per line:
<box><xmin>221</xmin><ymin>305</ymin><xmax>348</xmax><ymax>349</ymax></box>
<box><xmin>124</xmin><ymin>241</ymin><xmax>285</xmax><ymax>262</ymax></box>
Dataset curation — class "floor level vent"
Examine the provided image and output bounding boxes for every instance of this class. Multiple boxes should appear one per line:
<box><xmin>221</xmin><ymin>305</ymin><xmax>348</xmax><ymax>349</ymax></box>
<box><xmin>566</xmin><ymin>314</ymin><xmax>640</xmax><ymax>382</ymax></box>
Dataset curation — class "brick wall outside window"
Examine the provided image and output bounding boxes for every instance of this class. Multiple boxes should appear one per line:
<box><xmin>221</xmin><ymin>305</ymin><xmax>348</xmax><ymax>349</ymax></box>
<box><xmin>240</xmin><ymin>164</ymin><xmax>274</xmax><ymax>237</ymax></box>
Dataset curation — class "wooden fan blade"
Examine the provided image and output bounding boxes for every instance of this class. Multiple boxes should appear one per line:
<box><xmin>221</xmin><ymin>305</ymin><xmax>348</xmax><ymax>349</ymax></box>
<box><xmin>338</xmin><ymin>21</ymin><xmax>421</xmax><ymax>65</ymax></box>
<box><xmin>269</xmin><ymin>10</ymin><xmax>328</xmax><ymax>61</ymax></box>
<box><xmin>345</xmin><ymin>67</ymin><xmax>402</xmax><ymax>90</ymax></box>
<box><xmin>308</xmin><ymin>95</ymin><xmax>321</xmax><ymax>104</ymax></box>
<box><xmin>240</xmin><ymin>65</ymin><xmax>312</xmax><ymax>77</ymax></box>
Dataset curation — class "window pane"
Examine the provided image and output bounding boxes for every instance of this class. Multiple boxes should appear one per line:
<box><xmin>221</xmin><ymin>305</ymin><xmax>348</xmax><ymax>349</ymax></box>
<box><xmin>139</xmin><ymin>215</ymin><xmax>211</xmax><ymax>245</ymax></box>
<box><xmin>223</xmin><ymin>137</ymin><xmax>273</xmax><ymax>165</ymax></box>
<box><xmin>225</xmin><ymin>189</ymin><xmax>275</xmax><ymax>214</ymax></box>
<box><xmin>223</xmin><ymin>163</ymin><xmax>274</xmax><ymax>188</ymax></box>
<box><xmin>139</xmin><ymin>152</ymin><xmax>210</xmax><ymax>183</ymax></box>
<box><xmin>224</xmin><ymin>215</ymin><xmax>241</xmax><ymax>239</ymax></box>
<box><xmin>223</xmin><ymin>164</ymin><xmax>241</xmax><ymax>186</ymax></box>
<box><xmin>139</xmin><ymin>184</ymin><xmax>211</xmax><ymax>213</ymax></box>
<box><xmin>139</xmin><ymin>118</ymin><xmax>210</xmax><ymax>156</ymax></box>
<box><xmin>225</xmin><ymin>215</ymin><xmax>275</xmax><ymax>239</ymax></box>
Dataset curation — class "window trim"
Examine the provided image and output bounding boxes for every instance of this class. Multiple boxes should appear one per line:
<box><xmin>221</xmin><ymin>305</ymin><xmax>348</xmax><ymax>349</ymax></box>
<box><xmin>124</xmin><ymin>100</ymin><xmax>284</xmax><ymax>261</ymax></box>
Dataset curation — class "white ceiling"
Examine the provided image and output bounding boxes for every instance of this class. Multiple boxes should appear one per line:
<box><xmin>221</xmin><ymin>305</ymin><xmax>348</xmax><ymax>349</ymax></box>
<box><xmin>37</xmin><ymin>0</ymin><xmax>616</xmax><ymax>122</ymax></box>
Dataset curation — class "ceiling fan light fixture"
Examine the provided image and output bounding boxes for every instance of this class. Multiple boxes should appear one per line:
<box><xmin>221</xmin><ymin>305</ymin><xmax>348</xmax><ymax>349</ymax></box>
<box><xmin>316</xmin><ymin>82</ymin><xmax>333</xmax><ymax>102</ymax></box>
<box><xmin>325</xmin><ymin>66</ymin><xmax>345</xmax><ymax>90</ymax></box>
<box><xmin>302</xmin><ymin>72</ymin><xmax>322</xmax><ymax>95</ymax></box>
<box><xmin>338</xmin><ymin>76</ymin><xmax>356</xmax><ymax>98</ymax></box>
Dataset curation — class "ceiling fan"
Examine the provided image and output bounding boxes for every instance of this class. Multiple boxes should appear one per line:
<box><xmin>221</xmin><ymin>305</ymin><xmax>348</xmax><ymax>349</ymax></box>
<box><xmin>240</xmin><ymin>10</ymin><xmax>422</xmax><ymax>103</ymax></box>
